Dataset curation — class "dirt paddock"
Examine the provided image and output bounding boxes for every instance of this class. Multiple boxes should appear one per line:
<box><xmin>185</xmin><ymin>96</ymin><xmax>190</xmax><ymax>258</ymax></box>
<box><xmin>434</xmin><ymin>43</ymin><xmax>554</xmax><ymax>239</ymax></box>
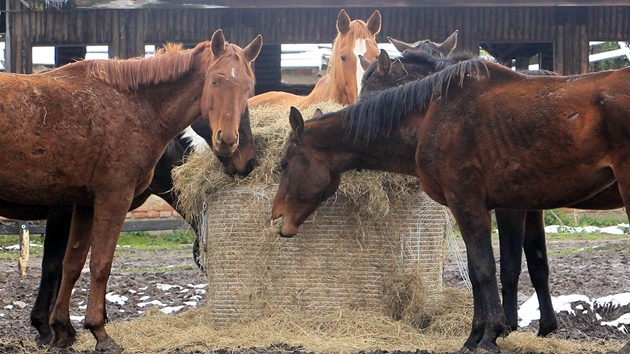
<box><xmin>1</xmin><ymin>233</ymin><xmax>629</xmax><ymax>353</ymax></box>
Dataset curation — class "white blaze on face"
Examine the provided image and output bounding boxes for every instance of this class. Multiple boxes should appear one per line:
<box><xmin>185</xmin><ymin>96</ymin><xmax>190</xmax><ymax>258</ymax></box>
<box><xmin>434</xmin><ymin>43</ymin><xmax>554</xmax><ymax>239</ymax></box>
<box><xmin>231</xmin><ymin>67</ymin><xmax>237</xmax><ymax>79</ymax></box>
<box><xmin>353</xmin><ymin>38</ymin><xmax>368</xmax><ymax>96</ymax></box>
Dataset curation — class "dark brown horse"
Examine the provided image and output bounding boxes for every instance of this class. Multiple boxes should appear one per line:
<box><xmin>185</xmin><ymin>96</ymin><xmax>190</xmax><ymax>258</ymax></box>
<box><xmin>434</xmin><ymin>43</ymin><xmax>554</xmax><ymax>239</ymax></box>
<box><xmin>358</xmin><ymin>48</ymin><xmax>561</xmax><ymax>336</ymax></box>
<box><xmin>0</xmin><ymin>29</ymin><xmax>262</xmax><ymax>351</ymax></box>
<box><xmin>272</xmin><ymin>60</ymin><xmax>630</xmax><ymax>352</ymax></box>
<box><xmin>360</xmin><ymin>48</ymin><xmax>630</xmax><ymax>338</ymax></box>
<box><xmin>387</xmin><ymin>30</ymin><xmax>458</xmax><ymax>58</ymax></box>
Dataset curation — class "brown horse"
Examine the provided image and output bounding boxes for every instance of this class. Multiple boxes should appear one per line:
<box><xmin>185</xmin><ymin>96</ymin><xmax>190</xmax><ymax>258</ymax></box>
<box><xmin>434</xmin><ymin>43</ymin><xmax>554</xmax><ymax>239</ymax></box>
<box><xmin>361</xmin><ymin>47</ymin><xmax>628</xmax><ymax>339</ymax></box>
<box><xmin>27</xmin><ymin>111</ymin><xmax>258</xmax><ymax>345</ymax></box>
<box><xmin>272</xmin><ymin>60</ymin><xmax>630</xmax><ymax>352</ymax></box>
<box><xmin>358</xmin><ymin>47</ymin><xmax>563</xmax><ymax>337</ymax></box>
<box><xmin>0</xmin><ymin>29</ymin><xmax>261</xmax><ymax>351</ymax></box>
<box><xmin>248</xmin><ymin>9</ymin><xmax>381</xmax><ymax>110</ymax></box>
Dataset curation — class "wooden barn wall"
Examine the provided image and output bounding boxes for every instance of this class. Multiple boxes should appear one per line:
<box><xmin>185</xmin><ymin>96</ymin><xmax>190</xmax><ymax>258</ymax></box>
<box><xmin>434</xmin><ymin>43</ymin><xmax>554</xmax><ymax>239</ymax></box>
<box><xmin>5</xmin><ymin>2</ymin><xmax>630</xmax><ymax>75</ymax></box>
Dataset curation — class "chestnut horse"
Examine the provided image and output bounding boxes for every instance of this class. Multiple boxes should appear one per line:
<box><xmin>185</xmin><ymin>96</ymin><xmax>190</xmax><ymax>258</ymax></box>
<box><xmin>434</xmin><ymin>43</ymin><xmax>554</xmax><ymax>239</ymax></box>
<box><xmin>272</xmin><ymin>60</ymin><xmax>630</xmax><ymax>353</ymax></box>
<box><xmin>26</xmin><ymin>110</ymin><xmax>257</xmax><ymax>345</ymax></box>
<box><xmin>248</xmin><ymin>9</ymin><xmax>381</xmax><ymax>109</ymax></box>
<box><xmin>0</xmin><ymin>29</ymin><xmax>261</xmax><ymax>351</ymax></box>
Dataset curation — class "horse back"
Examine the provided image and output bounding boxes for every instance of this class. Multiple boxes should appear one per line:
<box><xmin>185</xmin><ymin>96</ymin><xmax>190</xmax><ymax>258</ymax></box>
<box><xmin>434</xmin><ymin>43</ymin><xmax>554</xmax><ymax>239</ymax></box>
<box><xmin>0</xmin><ymin>71</ymin><xmax>165</xmax><ymax>205</ymax></box>
<box><xmin>416</xmin><ymin>64</ymin><xmax>629</xmax><ymax>210</ymax></box>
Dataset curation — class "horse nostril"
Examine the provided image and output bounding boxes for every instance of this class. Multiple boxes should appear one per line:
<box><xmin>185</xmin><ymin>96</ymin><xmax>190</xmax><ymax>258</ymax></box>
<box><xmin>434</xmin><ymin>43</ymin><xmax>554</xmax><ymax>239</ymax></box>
<box><xmin>216</xmin><ymin>130</ymin><xmax>223</xmax><ymax>144</ymax></box>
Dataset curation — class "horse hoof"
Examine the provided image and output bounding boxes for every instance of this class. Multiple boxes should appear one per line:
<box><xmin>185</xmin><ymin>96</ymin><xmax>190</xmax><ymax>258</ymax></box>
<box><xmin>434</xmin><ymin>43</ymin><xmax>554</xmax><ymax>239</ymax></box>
<box><xmin>95</xmin><ymin>336</ymin><xmax>123</xmax><ymax>353</ymax></box>
<box><xmin>35</xmin><ymin>333</ymin><xmax>54</xmax><ymax>347</ymax></box>
<box><xmin>51</xmin><ymin>336</ymin><xmax>76</xmax><ymax>349</ymax></box>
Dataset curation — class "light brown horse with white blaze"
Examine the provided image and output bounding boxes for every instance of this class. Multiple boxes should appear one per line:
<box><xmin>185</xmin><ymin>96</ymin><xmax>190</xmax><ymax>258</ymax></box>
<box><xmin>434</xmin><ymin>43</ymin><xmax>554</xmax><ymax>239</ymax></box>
<box><xmin>0</xmin><ymin>29</ymin><xmax>261</xmax><ymax>352</ymax></box>
<box><xmin>248</xmin><ymin>9</ymin><xmax>381</xmax><ymax>109</ymax></box>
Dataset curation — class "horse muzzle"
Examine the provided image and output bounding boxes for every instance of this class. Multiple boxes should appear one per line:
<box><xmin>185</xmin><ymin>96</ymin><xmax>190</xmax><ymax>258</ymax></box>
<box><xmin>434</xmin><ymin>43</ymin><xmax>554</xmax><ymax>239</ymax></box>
<box><xmin>271</xmin><ymin>212</ymin><xmax>298</xmax><ymax>238</ymax></box>
<box><xmin>213</xmin><ymin>130</ymin><xmax>239</xmax><ymax>156</ymax></box>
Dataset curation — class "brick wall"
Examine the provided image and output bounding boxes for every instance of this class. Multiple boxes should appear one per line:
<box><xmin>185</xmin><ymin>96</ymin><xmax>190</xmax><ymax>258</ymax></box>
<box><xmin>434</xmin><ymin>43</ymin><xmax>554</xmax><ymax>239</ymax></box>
<box><xmin>126</xmin><ymin>195</ymin><xmax>179</xmax><ymax>220</ymax></box>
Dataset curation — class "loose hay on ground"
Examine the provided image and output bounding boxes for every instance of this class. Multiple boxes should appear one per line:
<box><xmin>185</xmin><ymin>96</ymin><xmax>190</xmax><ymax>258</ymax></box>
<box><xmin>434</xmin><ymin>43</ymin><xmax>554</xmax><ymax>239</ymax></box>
<box><xmin>63</xmin><ymin>288</ymin><xmax>623</xmax><ymax>354</ymax></box>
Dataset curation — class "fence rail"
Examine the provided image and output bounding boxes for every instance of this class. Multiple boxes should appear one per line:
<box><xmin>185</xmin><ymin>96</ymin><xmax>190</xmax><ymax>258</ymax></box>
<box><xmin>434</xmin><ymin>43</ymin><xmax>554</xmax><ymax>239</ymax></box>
<box><xmin>0</xmin><ymin>218</ymin><xmax>189</xmax><ymax>236</ymax></box>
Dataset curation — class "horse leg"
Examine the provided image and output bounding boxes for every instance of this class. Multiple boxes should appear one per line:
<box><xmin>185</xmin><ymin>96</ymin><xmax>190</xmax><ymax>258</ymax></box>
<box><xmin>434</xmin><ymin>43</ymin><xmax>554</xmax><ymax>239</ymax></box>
<box><xmin>83</xmin><ymin>193</ymin><xmax>133</xmax><ymax>353</ymax></box>
<box><xmin>494</xmin><ymin>208</ymin><xmax>527</xmax><ymax>335</ymax></box>
<box><xmin>49</xmin><ymin>205</ymin><xmax>94</xmax><ymax>348</ymax></box>
<box><xmin>522</xmin><ymin>210</ymin><xmax>557</xmax><ymax>337</ymax></box>
<box><xmin>463</xmin><ymin>258</ymin><xmax>485</xmax><ymax>350</ymax></box>
<box><xmin>449</xmin><ymin>200</ymin><xmax>504</xmax><ymax>353</ymax></box>
<box><xmin>167</xmin><ymin>191</ymin><xmax>205</xmax><ymax>272</ymax></box>
<box><xmin>30</xmin><ymin>206</ymin><xmax>74</xmax><ymax>346</ymax></box>
<box><xmin>189</xmin><ymin>216</ymin><xmax>206</xmax><ymax>272</ymax></box>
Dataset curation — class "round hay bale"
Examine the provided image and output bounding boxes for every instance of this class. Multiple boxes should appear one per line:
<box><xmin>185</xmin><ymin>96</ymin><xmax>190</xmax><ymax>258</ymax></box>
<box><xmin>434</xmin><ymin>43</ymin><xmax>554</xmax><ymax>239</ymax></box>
<box><xmin>202</xmin><ymin>185</ymin><xmax>450</xmax><ymax>325</ymax></box>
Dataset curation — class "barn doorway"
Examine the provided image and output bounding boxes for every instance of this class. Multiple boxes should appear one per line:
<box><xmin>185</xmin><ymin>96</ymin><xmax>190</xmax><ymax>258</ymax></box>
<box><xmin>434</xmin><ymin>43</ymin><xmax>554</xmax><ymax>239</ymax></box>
<box><xmin>480</xmin><ymin>42</ymin><xmax>554</xmax><ymax>72</ymax></box>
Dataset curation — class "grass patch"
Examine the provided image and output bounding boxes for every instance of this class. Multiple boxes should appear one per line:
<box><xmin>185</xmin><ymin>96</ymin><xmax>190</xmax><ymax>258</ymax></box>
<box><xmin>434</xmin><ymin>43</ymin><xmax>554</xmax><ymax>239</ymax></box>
<box><xmin>116</xmin><ymin>230</ymin><xmax>196</xmax><ymax>249</ymax></box>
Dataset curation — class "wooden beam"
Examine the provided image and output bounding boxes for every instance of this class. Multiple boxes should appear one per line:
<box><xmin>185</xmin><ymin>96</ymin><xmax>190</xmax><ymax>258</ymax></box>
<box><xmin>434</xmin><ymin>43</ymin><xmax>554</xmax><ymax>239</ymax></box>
<box><xmin>70</xmin><ymin>0</ymin><xmax>630</xmax><ymax>10</ymax></box>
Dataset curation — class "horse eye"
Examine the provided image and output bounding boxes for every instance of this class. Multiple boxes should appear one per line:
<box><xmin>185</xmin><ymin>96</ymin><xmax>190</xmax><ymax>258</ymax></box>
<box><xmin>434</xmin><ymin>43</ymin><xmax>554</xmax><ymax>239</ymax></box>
<box><xmin>340</xmin><ymin>55</ymin><xmax>347</xmax><ymax>62</ymax></box>
<box><xmin>212</xmin><ymin>80</ymin><xmax>218</xmax><ymax>86</ymax></box>
<box><xmin>280</xmin><ymin>159</ymin><xmax>288</xmax><ymax>170</ymax></box>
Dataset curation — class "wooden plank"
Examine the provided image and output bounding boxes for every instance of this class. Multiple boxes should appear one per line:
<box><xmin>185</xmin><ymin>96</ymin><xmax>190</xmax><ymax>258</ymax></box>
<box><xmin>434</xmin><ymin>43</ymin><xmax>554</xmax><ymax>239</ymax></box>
<box><xmin>70</xmin><ymin>0</ymin><xmax>630</xmax><ymax>10</ymax></box>
<box><xmin>0</xmin><ymin>219</ymin><xmax>189</xmax><ymax>236</ymax></box>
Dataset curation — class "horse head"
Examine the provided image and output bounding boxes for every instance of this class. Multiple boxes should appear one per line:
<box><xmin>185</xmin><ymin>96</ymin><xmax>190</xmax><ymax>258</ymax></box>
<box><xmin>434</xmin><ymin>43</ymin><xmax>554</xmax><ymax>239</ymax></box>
<box><xmin>359</xmin><ymin>41</ymin><xmax>472</xmax><ymax>98</ymax></box>
<box><xmin>201</xmin><ymin>29</ymin><xmax>262</xmax><ymax>157</ymax></box>
<box><xmin>271</xmin><ymin>107</ymin><xmax>341</xmax><ymax>237</ymax></box>
<box><xmin>328</xmin><ymin>9</ymin><xmax>381</xmax><ymax>105</ymax></box>
<box><xmin>186</xmin><ymin>107</ymin><xmax>258</xmax><ymax>177</ymax></box>
<box><xmin>387</xmin><ymin>30</ymin><xmax>458</xmax><ymax>58</ymax></box>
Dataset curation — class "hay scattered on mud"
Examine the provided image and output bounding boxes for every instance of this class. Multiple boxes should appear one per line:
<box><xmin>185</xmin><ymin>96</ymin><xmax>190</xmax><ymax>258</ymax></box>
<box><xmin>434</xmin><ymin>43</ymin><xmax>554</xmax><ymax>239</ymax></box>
<box><xmin>171</xmin><ymin>101</ymin><xmax>419</xmax><ymax>224</ymax></box>
<box><xmin>65</xmin><ymin>286</ymin><xmax>624</xmax><ymax>354</ymax></box>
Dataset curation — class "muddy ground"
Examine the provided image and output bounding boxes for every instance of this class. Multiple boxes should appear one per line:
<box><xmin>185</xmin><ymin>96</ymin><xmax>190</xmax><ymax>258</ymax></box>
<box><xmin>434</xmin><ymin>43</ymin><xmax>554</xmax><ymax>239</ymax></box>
<box><xmin>1</xmin><ymin>232</ymin><xmax>630</xmax><ymax>353</ymax></box>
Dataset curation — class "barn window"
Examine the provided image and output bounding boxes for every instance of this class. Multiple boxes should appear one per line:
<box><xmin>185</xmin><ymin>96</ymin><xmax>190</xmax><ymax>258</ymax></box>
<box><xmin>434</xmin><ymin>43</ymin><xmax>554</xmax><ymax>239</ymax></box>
<box><xmin>589</xmin><ymin>41</ymin><xmax>630</xmax><ymax>72</ymax></box>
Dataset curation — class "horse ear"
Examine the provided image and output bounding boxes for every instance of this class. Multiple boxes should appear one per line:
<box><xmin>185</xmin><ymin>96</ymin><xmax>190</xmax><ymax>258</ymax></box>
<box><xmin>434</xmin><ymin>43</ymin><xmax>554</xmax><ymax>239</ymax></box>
<box><xmin>377</xmin><ymin>49</ymin><xmax>391</xmax><ymax>74</ymax></box>
<box><xmin>337</xmin><ymin>9</ymin><xmax>351</xmax><ymax>35</ymax></box>
<box><xmin>244</xmin><ymin>34</ymin><xmax>263</xmax><ymax>62</ymax></box>
<box><xmin>358</xmin><ymin>55</ymin><xmax>372</xmax><ymax>71</ymax></box>
<box><xmin>211</xmin><ymin>29</ymin><xmax>226</xmax><ymax>57</ymax></box>
<box><xmin>312</xmin><ymin>108</ymin><xmax>324</xmax><ymax>118</ymax></box>
<box><xmin>388</xmin><ymin>36</ymin><xmax>413</xmax><ymax>54</ymax></box>
<box><xmin>289</xmin><ymin>106</ymin><xmax>305</xmax><ymax>142</ymax></box>
<box><xmin>366</xmin><ymin>10</ymin><xmax>382</xmax><ymax>36</ymax></box>
<box><xmin>437</xmin><ymin>30</ymin><xmax>458</xmax><ymax>57</ymax></box>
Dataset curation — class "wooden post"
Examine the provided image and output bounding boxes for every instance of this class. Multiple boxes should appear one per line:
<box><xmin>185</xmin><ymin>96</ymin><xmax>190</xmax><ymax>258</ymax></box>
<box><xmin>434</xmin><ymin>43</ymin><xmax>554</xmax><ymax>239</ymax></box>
<box><xmin>18</xmin><ymin>221</ymin><xmax>29</xmax><ymax>277</ymax></box>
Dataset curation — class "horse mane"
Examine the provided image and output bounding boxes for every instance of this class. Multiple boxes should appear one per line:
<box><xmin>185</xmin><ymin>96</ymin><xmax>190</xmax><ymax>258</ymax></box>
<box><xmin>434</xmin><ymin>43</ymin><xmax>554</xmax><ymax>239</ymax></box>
<box><xmin>344</xmin><ymin>56</ymin><xmax>489</xmax><ymax>144</ymax></box>
<box><xmin>87</xmin><ymin>42</ymin><xmax>204</xmax><ymax>91</ymax></box>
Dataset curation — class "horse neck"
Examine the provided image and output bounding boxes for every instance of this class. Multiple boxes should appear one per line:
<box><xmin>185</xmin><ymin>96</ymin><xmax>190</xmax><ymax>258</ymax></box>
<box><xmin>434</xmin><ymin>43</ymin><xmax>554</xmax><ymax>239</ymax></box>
<box><xmin>309</xmin><ymin>114</ymin><xmax>418</xmax><ymax>176</ymax></box>
<box><xmin>138</xmin><ymin>70</ymin><xmax>205</xmax><ymax>142</ymax></box>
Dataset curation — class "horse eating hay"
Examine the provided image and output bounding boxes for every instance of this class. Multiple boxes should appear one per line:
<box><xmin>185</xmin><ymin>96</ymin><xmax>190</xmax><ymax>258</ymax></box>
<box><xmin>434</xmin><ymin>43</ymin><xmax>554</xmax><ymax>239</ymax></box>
<box><xmin>0</xmin><ymin>29</ymin><xmax>261</xmax><ymax>352</ymax></box>
<box><xmin>272</xmin><ymin>59</ymin><xmax>630</xmax><ymax>353</ymax></box>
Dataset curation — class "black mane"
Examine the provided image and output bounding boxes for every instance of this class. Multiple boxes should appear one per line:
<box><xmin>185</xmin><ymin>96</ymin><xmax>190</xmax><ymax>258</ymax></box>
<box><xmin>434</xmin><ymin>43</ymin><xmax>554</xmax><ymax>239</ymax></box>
<box><xmin>345</xmin><ymin>56</ymin><xmax>488</xmax><ymax>144</ymax></box>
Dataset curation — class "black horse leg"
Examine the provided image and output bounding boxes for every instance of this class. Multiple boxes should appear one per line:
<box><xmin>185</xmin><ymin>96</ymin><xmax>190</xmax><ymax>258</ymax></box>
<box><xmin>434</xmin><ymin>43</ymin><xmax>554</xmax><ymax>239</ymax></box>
<box><xmin>30</xmin><ymin>206</ymin><xmax>74</xmax><ymax>345</ymax></box>
<box><xmin>522</xmin><ymin>210</ymin><xmax>557</xmax><ymax>336</ymax></box>
<box><xmin>462</xmin><ymin>258</ymin><xmax>484</xmax><ymax>350</ymax></box>
<box><xmin>495</xmin><ymin>208</ymin><xmax>527</xmax><ymax>335</ymax></box>
<box><xmin>189</xmin><ymin>216</ymin><xmax>205</xmax><ymax>272</ymax></box>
